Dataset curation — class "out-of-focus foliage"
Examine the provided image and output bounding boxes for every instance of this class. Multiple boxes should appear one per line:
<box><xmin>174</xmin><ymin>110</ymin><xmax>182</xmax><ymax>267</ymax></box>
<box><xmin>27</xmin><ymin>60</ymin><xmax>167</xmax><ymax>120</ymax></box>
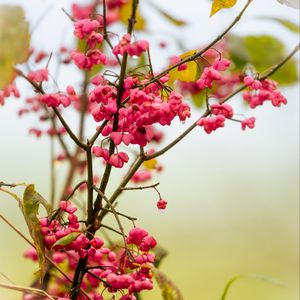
<box><xmin>152</xmin><ymin>267</ymin><xmax>184</xmax><ymax>300</ymax></box>
<box><xmin>119</xmin><ymin>0</ymin><xmax>146</xmax><ymax>30</ymax></box>
<box><xmin>149</xmin><ymin>2</ymin><xmax>187</xmax><ymax>26</ymax></box>
<box><xmin>0</xmin><ymin>5</ymin><xmax>30</xmax><ymax>89</ymax></box>
<box><xmin>277</xmin><ymin>0</ymin><xmax>300</xmax><ymax>9</ymax></box>
<box><xmin>228</xmin><ymin>34</ymin><xmax>298</xmax><ymax>84</ymax></box>
<box><xmin>261</xmin><ymin>17</ymin><xmax>300</xmax><ymax>33</ymax></box>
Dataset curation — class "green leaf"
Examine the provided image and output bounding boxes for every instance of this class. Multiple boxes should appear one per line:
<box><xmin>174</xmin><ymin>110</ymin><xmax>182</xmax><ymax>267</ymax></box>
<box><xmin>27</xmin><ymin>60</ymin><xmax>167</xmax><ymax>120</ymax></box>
<box><xmin>261</xmin><ymin>17</ymin><xmax>299</xmax><ymax>33</ymax></box>
<box><xmin>152</xmin><ymin>267</ymin><xmax>183</xmax><ymax>300</ymax></box>
<box><xmin>76</xmin><ymin>39</ymin><xmax>104</xmax><ymax>79</ymax></box>
<box><xmin>52</xmin><ymin>232</ymin><xmax>80</xmax><ymax>248</ymax></box>
<box><xmin>23</xmin><ymin>185</ymin><xmax>46</xmax><ymax>282</ymax></box>
<box><xmin>228</xmin><ymin>34</ymin><xmax>299</xmax><ymax>85</ymax></box>
<box><xmin>191</xmin><ymin>91</ymin><xmax>206</xmax><ymax>108</ymax></box>
<box><xmin>0</xmin><ymin>5</ymin><xmax>30</xmax><ymax>89</ymax></box>
<box><xmin>220</xmin><ymin>274</ymin><xmax>284</xmax><ymax>300</ymax></box>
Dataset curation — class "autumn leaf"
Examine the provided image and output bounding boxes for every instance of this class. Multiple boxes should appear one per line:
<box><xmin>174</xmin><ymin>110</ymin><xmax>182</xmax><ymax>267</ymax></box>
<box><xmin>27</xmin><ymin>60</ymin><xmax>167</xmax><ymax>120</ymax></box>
<box><xmin>210</xmin><ymin>0</ymin><xmax>238</xmax><ymax>17</ymax></box>
<box><xmin>143</xmin><ymin>158</ymin><xmax>157</xmax><ymax>170</ymax></box>
<box><xmin>0</xmin><ymin>5</ymin><xmax>30</xmax><ymax>89</ymax></box>
<box><xmin>119</xmin><ymin>0</ymin><xmax>146</xmax><ymax>30</ymax></box>
<box><xmin>168</xmin><ymin>50</ymin><xmax>199</xmax><ymax>83</ymax></box>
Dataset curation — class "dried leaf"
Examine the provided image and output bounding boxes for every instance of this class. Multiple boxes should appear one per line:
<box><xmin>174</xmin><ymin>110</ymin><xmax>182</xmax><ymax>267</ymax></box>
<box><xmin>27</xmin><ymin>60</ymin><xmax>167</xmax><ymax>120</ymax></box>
<box><xmin>23</xmin><ymin>185</ymin><xmax>46</xmax><ymax>282</ymax></box>
<box><xmin>152</xmin><ymin>267</ymin><xmax>184</xmax><ymax>300</ymax></box>
<box><xmin>277</xmin><ymin>0</ymin><xmax>299</xmax><ymax>9</ymax></box>
<box><xmin>0</xmin><ymin>5</ymin><xmax>30</xmax><ymax>89</ymax></box>
<box><xmin>210</xmin><ymin>0</ymin><xmax>238</xmax><ymax>17</ymax></box>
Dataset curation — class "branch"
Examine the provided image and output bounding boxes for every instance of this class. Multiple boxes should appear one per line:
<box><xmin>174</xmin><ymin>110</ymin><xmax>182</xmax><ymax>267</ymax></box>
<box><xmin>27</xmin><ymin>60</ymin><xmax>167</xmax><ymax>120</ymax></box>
<box><xmin>52</xmin><ymin>107</ymin><xmax>87</xmax><ymax>150</ymax></box>
<box><xmin>86</xmin><ymin>146</ymin><xmax>94</xmax><ymax>224</ymax></box>
<box><xmin>93</xmin><ymin>0</ymin><xmax>140</xmax><ymax>218</ymax></box>
<box><xmin>89</xmin><ymin>119</ymin><xmax>109</xmax><ymax>145</ymax></box>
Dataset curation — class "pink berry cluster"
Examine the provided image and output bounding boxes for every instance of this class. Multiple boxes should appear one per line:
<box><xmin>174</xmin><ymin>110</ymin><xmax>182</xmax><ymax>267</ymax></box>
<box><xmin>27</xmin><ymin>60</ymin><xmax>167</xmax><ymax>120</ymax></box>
<box><xmin>24</xmin><ymin>200</ymin><xmax>158</xmax><ymax>300</ymax></box>
<box><xmin>71</xmin><ymin>18</ymin><xmax>106</xmax><ymax>70</ymax></box>
<box><xmin>0</xmin><ymin>83</ymin><xmax>20</xmax><ymax>106</ymax></box>
<box><xmin>113</xmin><ymin>33</ymin><xmax>149</xmax><ymax>57</ymax></box>
<box><xmin>90</xmin><ymin>75</ymin><xmax>191</xmax><ymax>168</ymax></box>
<box><xmin>243</xmin><ymin>76</ymin><xmax>287</xmax><ymax>108</ymax></box>
<box><xmin>196</xmin><ymin>58</ymin><xmax>231</xmax><ymax>90</ymax></box>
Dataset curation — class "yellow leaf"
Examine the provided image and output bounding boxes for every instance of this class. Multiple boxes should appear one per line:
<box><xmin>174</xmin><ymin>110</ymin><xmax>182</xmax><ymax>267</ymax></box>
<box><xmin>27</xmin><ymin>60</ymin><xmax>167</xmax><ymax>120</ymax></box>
<box><xmin>119</xmin><ymin>0</ymin><xmax>146</xmax><ymax>30</ymax></box>
<box><xmin>210</xmin><ymin>0</ymin><xmax>238</xmax><ymax>17</ymax></box>
<box><xmin>0</xmin><ymin>6</ymin><xmax>30</xmax><ymax>89</ymax></box>
<box><xmin>143</xmin><ymin>158</ymin><xmax>157</xmax><ymax>170</ymax></box>
<box><xmin>168</xmin><ymin>50</ymin><xmax>198</xmax><ymax>83</ymax></box>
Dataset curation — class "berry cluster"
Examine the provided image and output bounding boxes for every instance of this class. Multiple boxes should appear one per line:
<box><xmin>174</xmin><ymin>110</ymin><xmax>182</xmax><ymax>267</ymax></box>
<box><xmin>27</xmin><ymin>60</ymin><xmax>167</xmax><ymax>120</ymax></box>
<box><xmin>25</xmin><ymin>200</ymin><xmax>158</xmax><ymax>300</ymax></box>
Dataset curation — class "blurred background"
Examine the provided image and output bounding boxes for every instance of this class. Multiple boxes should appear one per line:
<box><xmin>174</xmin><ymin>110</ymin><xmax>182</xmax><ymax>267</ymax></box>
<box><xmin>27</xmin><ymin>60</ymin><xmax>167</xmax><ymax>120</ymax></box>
<box><xmin>0</xmin><ymin>0</ymin><xmax>299</xmax><ymax>299</ymax></box>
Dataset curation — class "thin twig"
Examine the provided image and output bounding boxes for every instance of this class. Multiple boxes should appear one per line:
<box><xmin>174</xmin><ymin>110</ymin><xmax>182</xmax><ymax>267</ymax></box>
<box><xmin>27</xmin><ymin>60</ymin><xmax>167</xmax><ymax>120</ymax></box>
<box><xmin>100</xmin><ymin>224</ymin><xmax>125</xmax><ymax>236</ymax></box>
<box><xmin>0</xmin><ymin>182</ymin><xmax>27</xmax><ymax>188</ymax></box>
<box><xmin>100</xmin><ymin>208</ymin><xmax>137</xmax><ymax>221</ymax></box>
<box><xmin>50</xmin><ymin>136</ymin><xmax>56</xmax><ymax>207</ymax></box>
<box><xmin>122</xmin><ymin>182</ymin><xmax>160</xmax><ymax>191</ymax></box>
<box><xmin>66</xmin><ymin>180</ymin><xmax>87</xmax><ymax>201</ymax></box>
<box><xmin>0</xmin><ymin>283</ymin><xmax>56</xmax><ymax>300</ymax></box>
